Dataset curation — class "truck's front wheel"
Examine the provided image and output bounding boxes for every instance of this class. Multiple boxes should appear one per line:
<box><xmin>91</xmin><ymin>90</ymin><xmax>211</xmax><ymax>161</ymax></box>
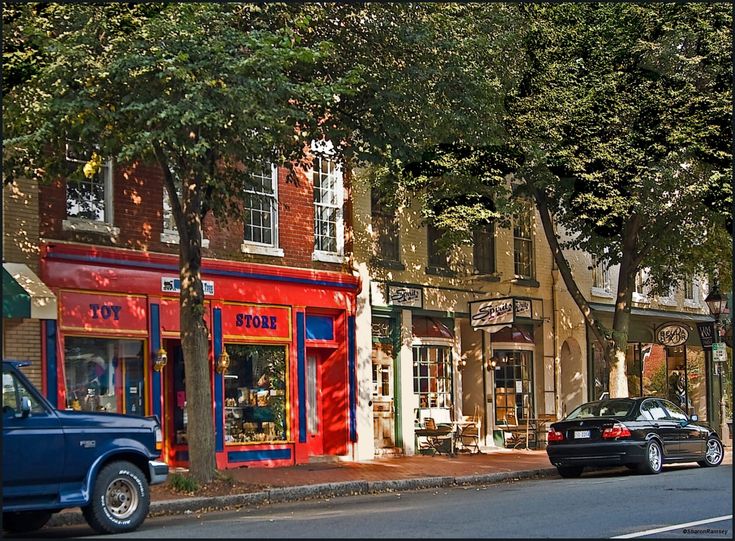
<box><xmin>82</xmin><ymin>461</ymin><xmax>150</xmax><ymax>534</ymax></box>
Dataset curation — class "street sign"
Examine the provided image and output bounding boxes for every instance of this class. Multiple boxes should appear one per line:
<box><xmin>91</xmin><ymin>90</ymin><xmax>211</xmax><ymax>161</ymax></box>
<box><xmin>712</xmin><ymin>342</ymin><xmax>727</xmax><ymax>363</ymax></box>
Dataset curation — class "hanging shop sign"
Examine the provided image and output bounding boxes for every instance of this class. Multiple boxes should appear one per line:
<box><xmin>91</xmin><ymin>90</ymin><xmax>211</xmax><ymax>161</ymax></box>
<box><xmin>387</xmin><ymin>285</ymin><xmax>423</xmax><ymax>308</ymax></box>
<box><xmin>696</xmin><ymin>322</ymin><xmax>715</xmax><ymax>350</ymax></box>
<box><xmin>656</xmin><ymin>323</ymin><xmax>689</xmax><ymax>347</ymax></box>
<box><xmin>222</xmin><ymin>302</ymin><xmax>291</xmax><ymax>341</ymax></box>
<box><xmin>161</xmin><ymin>276</ymin><xmax>214</xmax><ymax>296</ymax></box>
<box><xmin>469</xmin><ymin>297</ymin><xmax>542</xmax><ymax>330</ymax></box>
<box><xmin>59</xmin><ymin>291</ymin><xmax>148</xmax><ymax>334</ymax></box>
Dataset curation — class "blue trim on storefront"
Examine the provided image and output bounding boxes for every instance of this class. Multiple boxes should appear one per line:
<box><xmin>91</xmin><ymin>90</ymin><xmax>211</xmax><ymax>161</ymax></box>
<box><xmin>348</xmin><ymin>316</ymin><xmax>357</xmax><ymax>442</ymax></box>
<box><xmin>45</xmin><ymin>252</ymin><xmax>358</xmax><ymax>290</ymax></box>
<box><xmin>45</xmin><ymin>320</ymin><xmax>58</xmax><ymax>408</ymax></box>
<box><xmin>150</xmin><ymin>304</ymin><xmax>162</xmax><ymax>420</ymax></box>
<box><xmin>297</xmin><ymin>312</ymin><xmax>307</xmax><ymax>443</ymax></box>
<box><xmin>227</xmin><ymin>448</ymin><xmax>292</xmax><ymax>463</ymax></box>
<box><xmin>214</xmin><ymin>307</ymin><xmax>224</xmax><ymax>453</ymax></box>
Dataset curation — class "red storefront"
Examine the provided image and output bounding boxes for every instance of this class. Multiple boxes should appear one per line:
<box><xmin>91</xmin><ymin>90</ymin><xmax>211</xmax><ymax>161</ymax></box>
<box><xmin>40</xmin><ymin>241</ymin><xmax>360</xmax><ymax>468</ymax></box>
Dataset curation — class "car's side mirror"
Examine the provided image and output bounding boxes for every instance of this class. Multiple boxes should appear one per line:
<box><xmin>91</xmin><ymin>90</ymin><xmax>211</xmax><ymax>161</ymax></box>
<box><xmin>690</xmin><ymin>414</ymin><xmax>699</xmax><ymax>422</ymax></box>
<box><xmin>19</xmin><ymin>396</ymin><xmax>31</xmax><ymax>418</ymax></box>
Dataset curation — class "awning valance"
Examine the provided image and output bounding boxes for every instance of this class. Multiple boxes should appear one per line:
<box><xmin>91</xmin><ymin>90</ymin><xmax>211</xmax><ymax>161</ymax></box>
<box><xmin>2</xmin><ymin>263</ymin><xmax>57</xmax><ymax>320</ymax></box>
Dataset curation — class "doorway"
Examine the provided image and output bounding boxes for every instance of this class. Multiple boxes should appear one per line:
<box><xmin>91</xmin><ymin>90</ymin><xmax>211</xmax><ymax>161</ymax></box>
<box><xmin>372</xmin><ymin>342</ymin><xmax>395</xmax><ymax>451</ymax></box>
<box><xmin>164</xmin><ymin>340</ymin><xmax>188</xmax><ymax>466</ymax></box>
<box><xmin>305</xmin><ymin>351</ymin><xmax>324</xmax><ymax>456</ymax></box>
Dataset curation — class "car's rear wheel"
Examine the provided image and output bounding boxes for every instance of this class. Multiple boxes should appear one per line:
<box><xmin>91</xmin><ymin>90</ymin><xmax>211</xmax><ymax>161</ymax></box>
<box><xmin>2</xmin><ymin>510</ymin><xmax>53</xmax><ymax>533</ymax></box>
<box><xmin>82</xmin><ymin>461</ymin><xmax>150</xmax><ymax>534</ymax></box>
<box><xmin>637</xmin><ymin>439</ymin><xmax>663</xmax><ymax>474</ymax></box>
<box><xmin>698</xmin><ymin>437</ymin><xmax>723</xmax><ymax>468</ymax></box>
<box><xmin>556</xmin><ymin>465</ymin><xmax>584</xmax><ymax>478</ymax></box>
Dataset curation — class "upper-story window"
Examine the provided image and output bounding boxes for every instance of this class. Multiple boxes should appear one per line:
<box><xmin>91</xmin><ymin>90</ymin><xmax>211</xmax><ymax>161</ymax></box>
<box><xmin>427</xmin><ymin>223</ymin><xmax>451</xmax><ymax>272</ymax></box>
<box><xmin>683</xmin><ymin>275</ymin><xmax>700</xmax><ymax>307</ymax></box>
<box><xmin>371</xmin><ymin>188</ymin><xmax>400</xmax><ymax>264</ymax></box>
<box><xmin>161</xmin><ymin>183</ymin><xmax>180</xmax><ymax>244</ymax></box>
<box><xmin>513</xmin><ymin>203</ymin><xmax>535</xmax><ymax>280</ymax></box>
<box><xmin>591</xmin><ymin>257</ymin><xmax>612</xmax><ymax>297</ymax></box>
<box><xmin>312</xmin><ymin>140</ymin><xmax>344</xmax><ymax>263</ymax></box>
<box><xmin>64</xmin><ymin>142</ymin><xmax>114</xmax><ymax>232</ymax></box>
<box><xmin>633</xmin><ymin>268</ymin><xmax>651</xmax><ymax>302</ymax></box>
<box><xmin>473</xmin><ymin>222</ymin><xmax>496</xmax><ymax>276</ymax></box>
<box><xmin>658</xmin><ymin>282</ymin><xmax>677</xmax><ymax>306</ymax></box>
<box><xmin>242</xmin><ymin>164</ymin><xmax>282</xmax><ymax>257</ymax></box>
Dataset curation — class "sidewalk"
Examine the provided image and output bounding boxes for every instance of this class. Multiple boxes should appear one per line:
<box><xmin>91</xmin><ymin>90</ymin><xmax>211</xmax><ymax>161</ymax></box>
<box><xmin>47</xmin><ymin>447</ymin><xmax>731</xmax><ymax>529</ymax></box>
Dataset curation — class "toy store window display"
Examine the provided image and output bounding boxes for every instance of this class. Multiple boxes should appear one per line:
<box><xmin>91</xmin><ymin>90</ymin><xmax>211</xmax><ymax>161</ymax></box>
<box><xmin>224</xmin><ymin>344</ymin><xmax>288</xmax><ymax>444</ymax></box>
<box><xmin>63</xmin><ymin>336</ymin><xmax>146</xmax><ymax>415</ymax></box>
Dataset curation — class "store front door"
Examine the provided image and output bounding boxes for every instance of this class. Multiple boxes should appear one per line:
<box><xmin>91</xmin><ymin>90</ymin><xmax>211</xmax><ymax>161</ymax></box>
<box><xmin>305</xmin><ymin>351</ymin><xmax>324</xmax><ymax>457</ymax></box>
<box><xmin>372</xmin><ymin>343</ymin><xmax>395</xmax><ymax>451</ymax></box>
<box><xmin>164</xmin><ymin>340</ymin><xmax>188</xmax><ymax>466</ymax></box>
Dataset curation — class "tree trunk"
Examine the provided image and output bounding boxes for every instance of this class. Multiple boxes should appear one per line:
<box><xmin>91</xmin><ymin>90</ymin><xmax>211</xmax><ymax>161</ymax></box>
<box><xmin>607</xmin><ymin>219</ymin><xmax>640</xmax><ymax>399</ymax></box>
<box><xmin>178</xmin><ymin>176</ymin><xmax>216</xmax><ymax>485</ymax></box>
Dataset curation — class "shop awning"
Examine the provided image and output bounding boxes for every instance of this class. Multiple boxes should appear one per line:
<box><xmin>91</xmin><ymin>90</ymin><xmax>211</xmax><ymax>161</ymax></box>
<box><xmin>2</xmin><ymin>263</ymin><xmax>57</xmax><ymax>320</ymax></box>
<box><xmin>589</xmin><ymin>302</ymin><xmax>714</xmax><ymax>323</ymax></box>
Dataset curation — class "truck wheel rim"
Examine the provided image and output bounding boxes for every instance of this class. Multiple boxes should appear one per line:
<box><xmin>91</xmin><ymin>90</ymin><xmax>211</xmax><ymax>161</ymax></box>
<box><xmin>105</xmin><ymin>477</ymin><xmax>139</xmax><ymax>519</ymax></box>
<box><xmin>649</xmin><ymin>443</ymin><xmax>661</xmax><ymax>471</ymax></box>
<box><xmin>706</xmin><ymin>440</ymin><xmax>722</xmax><ymax>464</ymax></box>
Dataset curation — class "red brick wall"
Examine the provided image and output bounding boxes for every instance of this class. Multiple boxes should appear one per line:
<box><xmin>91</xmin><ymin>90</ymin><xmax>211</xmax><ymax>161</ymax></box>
<box><xmin>39</xmin><ymin>160</ymin><xmax>348</xmax><ymax>272</ymax></box>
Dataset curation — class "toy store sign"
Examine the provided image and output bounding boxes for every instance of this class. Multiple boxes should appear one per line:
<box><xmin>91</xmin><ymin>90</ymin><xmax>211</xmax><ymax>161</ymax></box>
<box><xmin>656</xmin><ymin>323</ymin><xmax>689</xmax><ymax>347</ymax></box>
<box><xmin>222</xmin><ymin>303</ymin><xmax>291</xmax><ymax>341</ymax></box>
<box><xmin>59</xmin><ymin>291</ymin><xmax>147</xmax><ymax>334</ymax></box>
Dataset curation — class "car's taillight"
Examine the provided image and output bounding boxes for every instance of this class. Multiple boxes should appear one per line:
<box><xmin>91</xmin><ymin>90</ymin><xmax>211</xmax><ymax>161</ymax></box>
<box><xmin>155</xmin><ymin>425</ymin><xmax>163</xmax><ymax>450</ymax></box>
<box><xmin>548</xmin><ymin>428</ymin><xmax>565</xmax><ymax>442</ymax></box>
<box><xmin>601</xmin><ymin>422</ymin><xmax>631</xmax><ymax>439</ymax></box>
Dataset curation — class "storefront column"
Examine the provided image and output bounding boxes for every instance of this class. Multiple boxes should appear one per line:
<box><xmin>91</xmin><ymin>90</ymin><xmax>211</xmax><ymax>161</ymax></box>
<box><xmin>398</xmin><ymin>308</ymin><xmax>416</xmax><ymax>455</ymax></box>
<box><xmin>213</xmin><ymin>307</ymin><xmax>224</xmax><ymax>454</ymax></box>
<box><xmin>43</xmin><ymin>319</ymin><xmax>58</xmax><ymax>408</ymax></box>
<box><xmin>150</xmin><ymin>303</ymin><xmax>163</xmax><ymax>421</ymax></box>
<box><xmin>353</xmin><ymin>267</ymin><xmax>375</xmax><ymax>460</ymax></box>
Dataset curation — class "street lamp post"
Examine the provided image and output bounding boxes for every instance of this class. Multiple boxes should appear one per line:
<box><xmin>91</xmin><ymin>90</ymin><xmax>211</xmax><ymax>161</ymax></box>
<box><xmin>705</xmin><ymin>282</ymin><xmax>729</xmax><ymax>440</ymax></box>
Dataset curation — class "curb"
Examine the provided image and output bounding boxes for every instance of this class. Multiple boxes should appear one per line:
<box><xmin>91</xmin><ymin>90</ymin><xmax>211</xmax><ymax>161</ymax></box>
<box><xmin>46</xmin><ymin>467</ymin><xmax>558</xmax><ymax>528</ymax></box>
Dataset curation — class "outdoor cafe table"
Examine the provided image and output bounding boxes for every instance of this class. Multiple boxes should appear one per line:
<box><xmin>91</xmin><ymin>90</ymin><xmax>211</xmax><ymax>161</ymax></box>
<box><xmin>415</xmin><ymin>424</ymin><xmax>456</xmax><ymax>456</ymax></box>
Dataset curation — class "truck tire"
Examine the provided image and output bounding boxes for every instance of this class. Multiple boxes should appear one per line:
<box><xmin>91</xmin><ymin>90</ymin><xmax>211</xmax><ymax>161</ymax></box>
<box><xmin>82</xmin><ymin>461</ymin><xmax>150</xmax><ymax>534</ymax></box>
<box><xmin>2</xmin><ymin>510</ymin><xmax>52</xmax><ymax>533</ymax></box>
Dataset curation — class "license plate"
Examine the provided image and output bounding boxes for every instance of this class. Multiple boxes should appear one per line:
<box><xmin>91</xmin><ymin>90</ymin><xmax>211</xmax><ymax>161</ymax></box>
<box><xmin>574</xmin><ymin>430</ymin><xmax>591</xmax><ymax>439</ymax></box>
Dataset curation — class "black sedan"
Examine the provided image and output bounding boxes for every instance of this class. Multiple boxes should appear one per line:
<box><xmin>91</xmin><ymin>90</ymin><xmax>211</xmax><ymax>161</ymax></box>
<box><xmin>546</xmin><ymin>397</ymin><xmax>724</xmax><ymax>478</ymax></box>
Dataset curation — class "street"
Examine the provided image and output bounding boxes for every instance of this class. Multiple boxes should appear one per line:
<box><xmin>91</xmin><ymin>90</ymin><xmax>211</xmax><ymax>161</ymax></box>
<box><xmin>13</xmin><ymin>463</ymin><xmax>732</xmax><ymax>539</ymax></box>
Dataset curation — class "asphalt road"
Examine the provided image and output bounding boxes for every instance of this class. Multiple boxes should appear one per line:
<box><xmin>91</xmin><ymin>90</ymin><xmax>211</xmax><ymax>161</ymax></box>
<box><xmin>11</xmin><ymin>463</ymin><xmax>733</xmax><ymax>539</ymax></box>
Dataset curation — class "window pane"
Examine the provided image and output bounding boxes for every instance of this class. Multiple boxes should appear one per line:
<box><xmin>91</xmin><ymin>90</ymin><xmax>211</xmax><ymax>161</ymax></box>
<box><xmin>224</xmin><ymin>344</ymin><xmax>288</xmax><ymax>444</ymax></box>
<box><xmin>473</xmin><ymin>224</ymin><xmax>495</xmax><ymax>275</ymax></box>
<box><xmin>64</xmin><ymin>337</ymin><xmax>145</xmax><ymax>415</ymax></box>
<box><xmin>412</xmin><ymin>345</ymin><xmax>453</xmax><ymax>412</ymax></box>
<box><xmin>243</xmin><ymin>165</ymin><xmax>277</xmax><ymax>247</ymax></box>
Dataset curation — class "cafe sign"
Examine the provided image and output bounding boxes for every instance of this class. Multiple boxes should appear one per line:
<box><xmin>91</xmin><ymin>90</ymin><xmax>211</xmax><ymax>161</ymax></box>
<box><xmin>656</xmin><ymin>323</ymin><xmax>689</xmax><ymax>347</ymax></box>
<box><xmin>387</xmin><ymin>285</ymin><xmax>423</xmax><ymax>308</ymax></box>
<box><xmin>469</xmin><ymin>297</ymin><xmax>542</xmax><ymax>330</ymax></box>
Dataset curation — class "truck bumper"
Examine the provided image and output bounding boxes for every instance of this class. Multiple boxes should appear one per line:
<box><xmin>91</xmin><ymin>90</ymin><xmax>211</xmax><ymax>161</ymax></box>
<box><xmin>148</xmin><ymin>460</ymin><xmax>169</xmax><ymax>485</ymax></box>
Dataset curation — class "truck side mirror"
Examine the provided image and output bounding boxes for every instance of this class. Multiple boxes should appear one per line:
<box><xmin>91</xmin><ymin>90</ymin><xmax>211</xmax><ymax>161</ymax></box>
<box><xmin>19</xmin><ymin>396</ymin><xmax>31</xmax><ymax>418</ymax></box>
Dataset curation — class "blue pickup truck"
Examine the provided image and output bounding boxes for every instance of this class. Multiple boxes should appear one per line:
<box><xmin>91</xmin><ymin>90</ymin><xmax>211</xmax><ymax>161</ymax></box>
<box><xmin>2</xmin><ymin>360</ymin><xmax>168</xmax><ymax>534</ymax></box>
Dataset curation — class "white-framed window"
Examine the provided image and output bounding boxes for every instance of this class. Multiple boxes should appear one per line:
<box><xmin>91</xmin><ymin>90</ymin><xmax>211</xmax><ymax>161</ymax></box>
<box><xmin>513</xmin><ymin>202</ymin><xmax>535</xmax><ymax>280</ymax></box>
<box><xmin>161</xmin><ymin>184</ymin><xmax>180</xmax><ymax>244</ymax></box>
<box><xmin>683</xmin><ymin>276</ymin><xmax>701</xmax><ymax>308</ymax></box>
<box><xmin>633</xmin><ymin>268</ymin><xmax>651</xmax><ymax>303</ymax></box>
<box><xmin>311</xmin><ymin>140</ymin><xmax>345</xmax><ymax>263</ymax></box>
<box><xmin>62</xmin><ymin>142</ymin><xmax>118</xmax><ymax>236</ymax></box>
<box><xmin>161</xmin><ymin>182</ymin><xmax>209</xmax><ymax>248</ymax></box>
<box><xmin>241</xmin><ymin>164</ymin><xmax>282</xmax><ymax>257</ymax></box>
<box><xmin>591</xmin><ymin>257</ymin><xmax>613</xmax><ymax>298</ymax></box>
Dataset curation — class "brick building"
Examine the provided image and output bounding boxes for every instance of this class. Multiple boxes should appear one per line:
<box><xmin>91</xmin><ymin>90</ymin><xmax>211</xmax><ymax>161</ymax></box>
<box><xmin>24</xmin><ymin>147</ymin><xmax>362</xmax><ymax>469</ymax></box>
